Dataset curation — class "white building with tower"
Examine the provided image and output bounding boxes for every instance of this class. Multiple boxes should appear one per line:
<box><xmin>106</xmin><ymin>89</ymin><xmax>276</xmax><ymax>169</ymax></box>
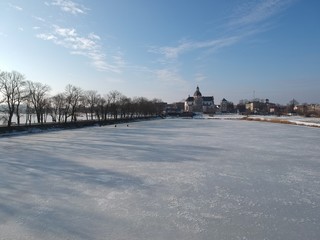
<box><xmin>184</xmin><ymin>86</ymin><xmax>215</xmax><ymax>113</ymax></box>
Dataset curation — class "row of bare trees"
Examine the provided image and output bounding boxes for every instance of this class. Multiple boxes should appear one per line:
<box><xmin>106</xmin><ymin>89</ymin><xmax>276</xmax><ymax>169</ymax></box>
<box><xmin>0</xmin><ymin>71</ymin><xmax>50</xmax><ymax>127</ymax></box>
<box><xmin>0</xmin><ymin>69</ymin><xmax>164</xmax><ymax>127</ymax></box>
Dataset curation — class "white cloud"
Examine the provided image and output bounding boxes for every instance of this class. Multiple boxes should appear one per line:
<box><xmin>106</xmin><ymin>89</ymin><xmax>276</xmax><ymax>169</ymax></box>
<box><xmin>36</xmin><ymin>25</ymin><xmax>124</xmax><ymax>73</ymax></box>
<box><xmin>51</xmin><ymin>0</ymin><xmax>88</xmax><ymax>15</ymax></box>
<box><xmin>36</xmin><ymin>33</ymin><xmax>57</xmax><ymax>40</ymax></box>
<box><xmin>228</xmin><ymin>0</ymin><xmax>294</xmax><ymax>28</ymax></box>
<box><xmin>88</xmin><ymin>33</ymin><xmax>101</xmax><ymax>40</ymax></box>
<box><xmin>149</xmin><ymin>41</ymin><xmax>192</xmax><ymax>59</ymax></box>
<box><xmin>84</xmin><ymin>51</ymin><xmax>123</xmax><ymax>73</ymax></box>
<box><xmin>154</xmin><ymin>68</ymin><xmax>186</xmax><ymax>85</ymax></box>
<box><xmin>33</xmin><ymin>16</ymin><xmax>46</xmax><ymax>22</ymax></box>
<box><xmin>149</xmin><ymin>36</ymin><xmax>240</xmax><ymax>60</ymax></box>
<box><xmin>8</xmin><ymin>3</ymin><xmax>23</xmax><ymax>11</ymax></box>
<box><xmin>150</xmin><ymin>0</ymin><xmax>295</xmax><ymax>61</ymax></box>
<box><xmin>53</xmin><ymin>25</ymin><xmax>75</xmax><ymax>36</ymax></box>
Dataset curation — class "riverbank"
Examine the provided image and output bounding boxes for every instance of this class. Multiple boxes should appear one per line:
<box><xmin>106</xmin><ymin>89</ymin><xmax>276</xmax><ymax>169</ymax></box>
<box><xmin>0</xmin><ymin>116</ymin><xmax>159</xmax><ymax>136</ymax></box>
<box><xmin>208</xmin><ymin>114</ymin><xmax>320</xmax><ymax>128</ymax></box>
<box><xmin>241</xmin><ymin>116</ymin><xmax>320</xmax><ymax>128</ymax></box>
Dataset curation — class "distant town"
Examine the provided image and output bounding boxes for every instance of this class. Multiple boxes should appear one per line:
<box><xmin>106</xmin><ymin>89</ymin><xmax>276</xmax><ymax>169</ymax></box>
<box><xmin>1</xmin><ymin>69</ymin><xmax>319</xmax><ymax>128</ymax></box>
<box><xmin>166</xmin><ymin>85</ymin><xmax>320</xmax><ymax>118</ymax></box>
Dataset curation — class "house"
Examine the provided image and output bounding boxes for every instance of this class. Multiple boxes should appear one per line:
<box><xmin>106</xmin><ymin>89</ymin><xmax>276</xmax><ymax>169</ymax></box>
<box><xmin>184</xmin><ymin>86</ymin><xmax>215</xmax><ymax>113</ymax></box>
<box><xmin>220</xmin><ymin>98</ymin><xmax>234</xmax><ymax>113</ymax></box>
<box><xmin>296</xmin><ymin>104</ymin><xmax>320</xmax><ymax>117</ymax></box>
<box><xmin>245</xmin><ymin>99</ymin><xmax>280</xmax><ymax>115</ymax></box>
<box><xmin>165</xmin><ymin>102</ymin><xmax>184</xmax><ymax>116</ymax></box>
<box><xmin>246</xmin><ymin>100</ymin><xmax>270</xmax><ymax>114</ymax></box>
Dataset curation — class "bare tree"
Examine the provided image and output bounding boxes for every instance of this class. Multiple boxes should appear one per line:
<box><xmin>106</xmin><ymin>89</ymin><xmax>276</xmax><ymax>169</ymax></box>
<box><xmin>131</xmin><ymin>97</ymin><xmax>142</xmax><ymax>118</ymax></box>
<box><xmin>96</xmin><ymin>96</ymin><xmax>106</xmax><ymax>121</ymax></box>
<box><xmin>103</xmin><ymin>93</ymin><xmax>113</xmax><ymax>120</ymax></box>
<box><xmin>0</xmin><ymin>71</ymin><xmax>27</xmax><ymax>127</ymax></box>
<box><xmin>119</xmin><ymin>95</ymin><xmax>131</xmax><ymax>118</ymax></box>
<box><xmin>287</xmin><ymin>99</ymin><xmax>299</xmax><ymax>114</ymax></box>
<box><xmin>64</xmin><ymin>84</ymin><xmax>83</xmax><ymax>122</ymax></box>
<box><xmin>108</xmin><ymin>90</ymin><xmax>122</xmax><ymax>119</ymax></box>
<box><xmin>84</xmin><ymin>90</ymin><xmax>100</xmax><ymax>120</ymax></box>
<box><xmin>151</xmin><ymin>98</ymin><xmax>164</xmax><ymax>116</ymax></box>
<box><xmin>50</xmin><ymin>93</ymin><xmax>65</xmax><ymax>122</ymax></box>
<box><xmin>134</xmin><ymin>97</ymin><xmax>149</xmax><ymax>117</ymax></box>
<box><xmin>14</xmin><ymin>75</ymin><xmax>27</xmax><ymax>125</ymax></box>
<box><xmin>27</xmin><ymin>81</ymin><xmax>51</xmax><ymax>124</ymax></box>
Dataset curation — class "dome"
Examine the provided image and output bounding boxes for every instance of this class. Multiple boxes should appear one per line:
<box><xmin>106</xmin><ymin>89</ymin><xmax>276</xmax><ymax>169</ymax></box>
<box><xmin>194</xmin><ymin>86</ymin><xmax>202</xmax><ymax>97</ymax></box>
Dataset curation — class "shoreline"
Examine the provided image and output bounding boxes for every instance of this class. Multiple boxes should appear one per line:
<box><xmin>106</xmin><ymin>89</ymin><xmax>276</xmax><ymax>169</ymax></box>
<box><xmin>0</xmin><ymin>116</ymin><xmax>160</xmax><ymax>137</ymax></box>
<box><xmin>1</xmin><ymin>114</ymin><xmax>319</xmax><ymax>138</ymax></box>
<box><xmin>209</xmin><ymin>115</ymin><xmax>320</xmax><ymax>128</ymax></box>
<box><xmin>241</xmin><ymin>116</ymin><xmax>320</xmax><ymax>128</ymax></box>
<box><xmin>203</xmin><ymin>113</ymin><xmax>320</xmax><ymax>128</ymax></box>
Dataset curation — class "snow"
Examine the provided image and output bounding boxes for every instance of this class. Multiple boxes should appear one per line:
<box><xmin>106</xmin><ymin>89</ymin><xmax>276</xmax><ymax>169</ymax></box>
<box><xmin>245</xmin><ymin>115</ymin><xmax>320</xmax><ymax>127</ymax></box>
<box><xmin>210</xmin><ymin>114</ymin><xmax>320</xmax><ymax>127</ymax></box>
<box><xmin>1</xmin><ymin>119</ymin><xmax>320</xmax><ymax>240</ymax></box>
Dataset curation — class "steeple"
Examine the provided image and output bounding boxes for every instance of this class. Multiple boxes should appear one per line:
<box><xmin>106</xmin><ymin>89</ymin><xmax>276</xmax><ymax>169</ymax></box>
<box><xmin>194</xmin><ymin>85</ymin><xmax>202</xmax><ymax>97</ymax></box>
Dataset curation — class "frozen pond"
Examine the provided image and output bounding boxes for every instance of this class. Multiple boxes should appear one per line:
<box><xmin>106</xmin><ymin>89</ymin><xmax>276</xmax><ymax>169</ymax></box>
<box><xmin>0</xmin><ymin>119</ymin><xmax>319</xmax><ymax>239</ymax></box>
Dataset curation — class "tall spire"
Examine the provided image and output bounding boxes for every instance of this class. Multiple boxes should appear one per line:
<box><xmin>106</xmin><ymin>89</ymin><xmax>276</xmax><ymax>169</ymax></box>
<box><xmin>194</xmin><ymin>85</ymin><xmax>202</xmax><ymax>97</ymax></box>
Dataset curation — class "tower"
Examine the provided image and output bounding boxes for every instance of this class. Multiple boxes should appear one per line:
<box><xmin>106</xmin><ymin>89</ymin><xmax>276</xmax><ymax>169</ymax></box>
<box><xmin>193</xmin><ymin>86</ymin><xmax>203</xmax><ymax>112</ymax></box>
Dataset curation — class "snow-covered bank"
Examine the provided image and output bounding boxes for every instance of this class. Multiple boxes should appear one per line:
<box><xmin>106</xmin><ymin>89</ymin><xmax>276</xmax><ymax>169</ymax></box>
<box><xmin>243</xmin><ymin>115</ymin><xmax>320</xmax><ymax>128</ymax></box>
<box><xmin>0</xmin><ymin>117</ymin><xmax>158</xmax><ymax>137</ymax></box>
<box><xmin>209</xmin><ymin>114</ymin><xmax>320</xmax><ymax>128</ymax></box>
<box><xmin>1</xmin><ymin>119</ymin><xmax>319</xmax><ymax>239</ymax></box>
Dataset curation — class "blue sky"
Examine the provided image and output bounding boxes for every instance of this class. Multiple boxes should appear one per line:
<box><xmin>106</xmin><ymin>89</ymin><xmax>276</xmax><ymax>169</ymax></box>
<box><xmin>1</xmin><ymin>0</ymin><xmax>319</xmax><ymax>104</ymax></box>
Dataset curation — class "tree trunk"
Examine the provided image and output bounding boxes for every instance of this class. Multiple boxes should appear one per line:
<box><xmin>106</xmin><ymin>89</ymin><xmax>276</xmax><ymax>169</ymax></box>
<box><xmin>7</xmin><ymin>114</ymin><xmax>13</xmax><ymax>127</ymax></box>
<box><xmin>16</xmin><ymin>104</ymin><xmax>20</xmax><ymax>125</ymax></box>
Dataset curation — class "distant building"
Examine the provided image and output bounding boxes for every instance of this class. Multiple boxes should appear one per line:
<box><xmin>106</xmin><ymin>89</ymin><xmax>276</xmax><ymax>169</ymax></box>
<box><xmin>307</xmin><ymin>104</ymin><xmax>320</xmax><ymax>113</ymax></box>
<box><xmin>296</xmin><ymin>104</ymin><xmax>320</xmax><ymax>117</ymax></box>
<box><xmin>184</xmin><ymin>86</ymin><xmax>215</xmax><ymax>113</ymax></box>
<box><xmin>165</xmin><ymin>102</ymin><xmax>184</xmax><ymax>116</ymax></box>
<box><xmin>245</xmin><ymin>99</ymin><xmax>280</xmax><ymax>115</ymax></box>
<box><xmin>220</xmin><ymin>98</ymin><xmax>234</xmax><ymax>113</ymax></box>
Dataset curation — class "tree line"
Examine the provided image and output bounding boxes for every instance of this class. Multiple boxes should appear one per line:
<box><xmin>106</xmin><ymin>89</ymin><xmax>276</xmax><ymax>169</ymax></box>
<box><xmin>0</xmin><ymin>69</ymin><xmax>164</xmax><ymax>127</ymax></box>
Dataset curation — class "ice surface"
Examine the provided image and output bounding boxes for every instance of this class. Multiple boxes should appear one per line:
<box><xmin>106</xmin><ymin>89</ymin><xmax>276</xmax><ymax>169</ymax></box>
<box><xmin>0</xmin><ymin>119</ymin><xmax>319</xmax><ymax>239</ymax></box>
